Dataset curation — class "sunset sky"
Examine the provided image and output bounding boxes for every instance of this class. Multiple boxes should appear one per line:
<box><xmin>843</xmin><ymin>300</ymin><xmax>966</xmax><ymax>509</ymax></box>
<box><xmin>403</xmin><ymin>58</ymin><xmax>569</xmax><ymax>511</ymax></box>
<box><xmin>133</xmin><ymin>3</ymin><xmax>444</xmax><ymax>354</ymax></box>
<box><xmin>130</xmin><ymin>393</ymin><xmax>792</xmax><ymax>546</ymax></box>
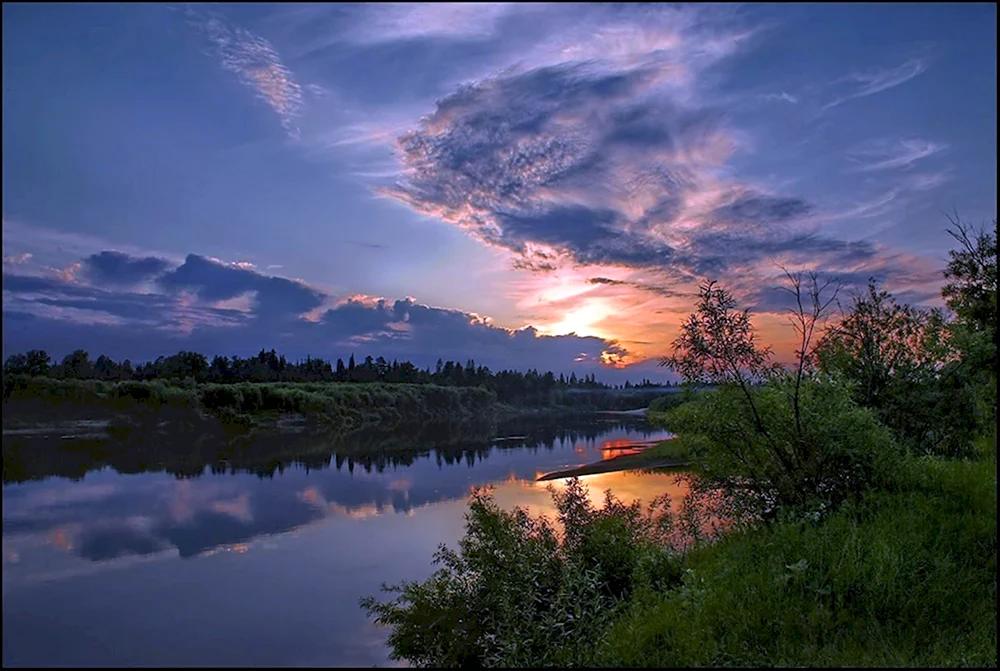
<box><xmin>2</xmin><ymin>3</ymin><xmax>996</xmax><ymax>382</ymax></box>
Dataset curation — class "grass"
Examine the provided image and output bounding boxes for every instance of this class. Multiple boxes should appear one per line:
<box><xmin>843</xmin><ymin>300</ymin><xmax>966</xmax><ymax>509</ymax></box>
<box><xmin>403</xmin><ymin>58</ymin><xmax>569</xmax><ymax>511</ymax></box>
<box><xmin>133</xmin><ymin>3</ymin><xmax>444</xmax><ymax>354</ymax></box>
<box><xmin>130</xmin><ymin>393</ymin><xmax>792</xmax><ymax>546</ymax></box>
<box><xmin>597</xmin><ymin>454</ymin><xmax>997</xmax><ymax>667</ymax></box>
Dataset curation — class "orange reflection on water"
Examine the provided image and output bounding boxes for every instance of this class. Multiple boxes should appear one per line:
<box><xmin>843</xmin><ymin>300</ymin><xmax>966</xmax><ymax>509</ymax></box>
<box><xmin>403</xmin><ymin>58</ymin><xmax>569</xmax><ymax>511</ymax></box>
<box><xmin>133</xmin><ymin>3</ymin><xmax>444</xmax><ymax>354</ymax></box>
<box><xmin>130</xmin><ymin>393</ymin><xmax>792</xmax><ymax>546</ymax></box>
<box><xmin>599</xmin><ymin>438</ymin><xmax>646</xmax><ymax>461</ymax></box>
<box><xmin>491</xmin><ymin>469</ymin><xmax>730</xmax><ymax>551</ymax></box>
<box><xmin>541</xmin><ymin>470</ymin><xmax>691</xmax><ymax>514</ymax></box>
<box><xmin>494</xmin><ymin>470</ymin><xmax>691</xmax><ymax>524</ymax></box>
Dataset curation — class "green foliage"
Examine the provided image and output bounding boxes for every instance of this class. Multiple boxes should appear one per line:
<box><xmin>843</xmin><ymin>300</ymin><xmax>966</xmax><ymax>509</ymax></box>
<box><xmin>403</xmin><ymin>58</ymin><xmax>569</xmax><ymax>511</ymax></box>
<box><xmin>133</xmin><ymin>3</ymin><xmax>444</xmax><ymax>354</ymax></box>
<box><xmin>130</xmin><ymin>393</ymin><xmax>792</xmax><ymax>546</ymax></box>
<box><xmin>815</xmin><ymin>278</ymin><xmax>988</xmax><ymax>457</ymax></box>
<box><xmin>647</xmin><ymin>391</ymin><xmax>689</xmax><ymax>414</ymax></box>
<box><xmin>360</xmin><ymin>479</ymin><xmax>681</xmax><ymax>668</ymax></box>
<box><xmin>661</xmin><ymin>374</ymin><xmax>899</xmax><ymax>515</ymax></box>
<box><xmin>942</xmin><ymin>215</ymin><xmax>997</xmax><ymax>357</ymax></box>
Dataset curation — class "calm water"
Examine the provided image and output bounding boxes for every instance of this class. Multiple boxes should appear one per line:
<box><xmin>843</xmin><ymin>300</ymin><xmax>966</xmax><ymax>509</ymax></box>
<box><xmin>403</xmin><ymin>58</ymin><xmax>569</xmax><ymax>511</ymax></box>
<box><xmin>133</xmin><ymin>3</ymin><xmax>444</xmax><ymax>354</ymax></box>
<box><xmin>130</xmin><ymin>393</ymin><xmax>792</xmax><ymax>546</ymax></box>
<box><xmin>2</xmin><ymin>418</ymin><xmax>683</xmax><ymax>667</ymax></box>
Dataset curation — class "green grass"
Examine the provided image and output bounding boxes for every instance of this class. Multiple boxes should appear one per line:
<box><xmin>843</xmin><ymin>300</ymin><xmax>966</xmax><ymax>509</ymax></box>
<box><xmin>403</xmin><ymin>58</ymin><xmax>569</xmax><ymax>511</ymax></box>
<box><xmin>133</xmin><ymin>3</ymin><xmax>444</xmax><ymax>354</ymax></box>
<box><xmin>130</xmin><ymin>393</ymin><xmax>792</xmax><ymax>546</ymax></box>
<box><xmin>597</xmin><ymin>455</ymin><xmax>997</xmax><ymax>667</ymax></box>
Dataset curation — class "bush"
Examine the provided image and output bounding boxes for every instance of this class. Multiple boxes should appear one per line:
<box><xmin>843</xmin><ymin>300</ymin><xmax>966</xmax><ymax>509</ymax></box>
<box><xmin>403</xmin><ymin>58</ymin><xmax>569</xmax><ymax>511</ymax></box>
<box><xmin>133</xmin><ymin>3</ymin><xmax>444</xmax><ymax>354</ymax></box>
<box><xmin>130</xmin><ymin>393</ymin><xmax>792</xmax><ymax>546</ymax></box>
<box><xmin>360</xmin><ymin>479</ymin><xmax>680</xmax><ymax>668</ymax></box>
<box><xmin>659</xmin><ymin>373</ymin><xmax>900</xmax><ymax>516</ymax></box>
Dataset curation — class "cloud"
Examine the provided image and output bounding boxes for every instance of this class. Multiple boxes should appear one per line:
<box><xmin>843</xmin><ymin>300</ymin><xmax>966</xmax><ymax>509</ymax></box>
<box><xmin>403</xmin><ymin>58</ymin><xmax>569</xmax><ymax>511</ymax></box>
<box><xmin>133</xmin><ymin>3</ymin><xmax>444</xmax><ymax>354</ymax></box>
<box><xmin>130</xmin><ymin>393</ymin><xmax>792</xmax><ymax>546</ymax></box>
<box><xmin>80</xmin><ymin>251</ymin><xmax>172</xmax><ymax>286</ymax></box>
<box><xmin>845</xmin><ymin>138</ymin><xmax>945</xmax><ymax>172</ymax></box>
<box><xmin>380</xmin><ymin>61</ymin><xmax>742</xmax><ymax>273</ymax></box>
<box><xmin>760</xmin><ymin>92</ymin><xmax>798</xmax><ymax>104</ymax></box>
<box><xmin>186</xmin><ymin>6</ymin><xmax>304</xmax><ymax>135</ymax></box>
<box><xmin>157</xmin><ymin>254</ymin><xmax>326</xmax><ymax>319</ymax></box>
<box><xmin>587</xmin><ymin>276</ymin><xmax>686</xmax><ymax>299</ymax></box>
<box><xmin>354</xmin><ymin>4</ymin><xmax>958</xmax><ymax>363</ymax></box>
<box><xmin>371</xmin><ymin>6</ymin><xmax>900</xmax><ymax>302</ymax></box>
<box><xmin>822</xmin><ymin>57</ymin><xmax>928</xmax><ymax>111</ymax></box>
<box><xmin>2</xmin><ymin>252</ymin><xmax>32</xmax><ymax>266</ymax></box>
<box><xmin>339</xmin><ymin>2</ymin><xmax>521</xmax><ymax>46</ymax></box>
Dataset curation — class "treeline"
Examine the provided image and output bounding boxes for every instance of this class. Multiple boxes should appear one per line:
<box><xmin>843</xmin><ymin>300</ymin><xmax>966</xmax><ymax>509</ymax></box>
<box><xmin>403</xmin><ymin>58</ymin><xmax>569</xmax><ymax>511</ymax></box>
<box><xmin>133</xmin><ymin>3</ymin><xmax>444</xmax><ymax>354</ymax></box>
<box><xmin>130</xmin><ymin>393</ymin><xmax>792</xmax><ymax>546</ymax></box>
<box><xmin>2</xmin><ymin>348</ymin><xmax>621</xmax><ymax>397</ymax></box>
<box><xmin>1</xmin><ymin>347</ymin><xmax>683</xmax><ymax>408</ymax></box>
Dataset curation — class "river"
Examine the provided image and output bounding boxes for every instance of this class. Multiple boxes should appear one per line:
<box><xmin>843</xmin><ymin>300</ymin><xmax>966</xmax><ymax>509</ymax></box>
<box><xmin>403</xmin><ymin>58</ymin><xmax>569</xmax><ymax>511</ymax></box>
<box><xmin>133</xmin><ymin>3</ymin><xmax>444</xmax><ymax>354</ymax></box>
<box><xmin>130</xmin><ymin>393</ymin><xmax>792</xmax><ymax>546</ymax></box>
<box><xmin>2</xmin><ymin>416</ymin><xmax>684</xmax><ymax>667</ymax></box>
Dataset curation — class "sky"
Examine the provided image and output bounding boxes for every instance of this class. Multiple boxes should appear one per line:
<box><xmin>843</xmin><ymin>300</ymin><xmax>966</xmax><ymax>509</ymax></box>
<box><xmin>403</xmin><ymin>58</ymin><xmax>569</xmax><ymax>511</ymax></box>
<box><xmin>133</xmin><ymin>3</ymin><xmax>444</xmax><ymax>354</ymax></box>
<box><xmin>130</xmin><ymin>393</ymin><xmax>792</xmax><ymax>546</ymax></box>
<box><xmin>2</xmin><ymin>3</ymin><xmax>996</xmax><ymax>382</ymax></box>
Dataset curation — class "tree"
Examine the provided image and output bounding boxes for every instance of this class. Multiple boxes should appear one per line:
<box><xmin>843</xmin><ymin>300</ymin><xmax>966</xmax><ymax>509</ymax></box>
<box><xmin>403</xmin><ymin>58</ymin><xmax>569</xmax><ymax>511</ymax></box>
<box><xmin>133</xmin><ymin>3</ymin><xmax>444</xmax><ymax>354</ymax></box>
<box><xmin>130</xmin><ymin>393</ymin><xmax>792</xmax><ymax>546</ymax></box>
<box><xmin>659</xmin><ymin>280</ymin><xmax>777</xmax><ymax>434</ymax></box>
<box><xmin>3</xmin><ymin>353</ymin><xmax>29</xmax><ymax>376</ymax></box>
<box><xmin>815</xmin><ymin>279</ymin><xmax>950</xmax><ymax>410</ymax></box>
<box><xmin>942</xmin><ymin>214</ymin><xmax>997</xmax><ymax>347</ymax></box>
<box><xmin>656</xmin><ymin>273</ymin><xmax>887</xmax><ymax>513</ymax></box>
<box><xmin>94</xmin><ymin>354</ymin><xmax>118</xmax><ymax>380</ymax></box>
<box><xmin>24</xmin><ymin>350</ymin><xmax>51</xmax><ymax>376</ymax></box>
<box><xmin>60</xmin><ymin>349</ymin><xmax>94</xmax><ymax>379</ymax></box>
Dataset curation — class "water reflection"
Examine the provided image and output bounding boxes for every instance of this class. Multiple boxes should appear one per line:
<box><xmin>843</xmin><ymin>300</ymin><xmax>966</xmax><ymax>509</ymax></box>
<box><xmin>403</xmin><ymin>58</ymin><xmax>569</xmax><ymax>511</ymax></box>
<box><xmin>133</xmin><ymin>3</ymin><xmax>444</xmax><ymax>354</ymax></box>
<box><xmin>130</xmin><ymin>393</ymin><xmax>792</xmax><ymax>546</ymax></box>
<box><xmin>2</xmin><ymin>417</ymin><xmax>681</xmax><ymax>667</ymax></box>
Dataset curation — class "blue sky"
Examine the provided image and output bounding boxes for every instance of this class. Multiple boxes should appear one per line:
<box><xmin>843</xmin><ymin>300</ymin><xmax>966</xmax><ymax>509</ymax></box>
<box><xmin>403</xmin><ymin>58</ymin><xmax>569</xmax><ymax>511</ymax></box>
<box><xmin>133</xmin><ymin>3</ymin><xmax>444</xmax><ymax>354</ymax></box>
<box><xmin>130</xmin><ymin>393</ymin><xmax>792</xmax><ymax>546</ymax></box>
<box><xmin>2</xmin><ymin>3</ymin><xmax>996</xmax><ymax>381</ymax></box>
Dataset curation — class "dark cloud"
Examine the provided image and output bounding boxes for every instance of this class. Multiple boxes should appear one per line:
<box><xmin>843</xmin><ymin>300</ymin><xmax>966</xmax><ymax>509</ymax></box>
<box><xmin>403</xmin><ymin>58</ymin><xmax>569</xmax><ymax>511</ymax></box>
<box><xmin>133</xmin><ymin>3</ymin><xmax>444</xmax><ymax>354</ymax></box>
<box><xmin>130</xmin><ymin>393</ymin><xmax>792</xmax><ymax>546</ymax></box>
<box><xmin>383</xmin><ymin>63</ymin><xmax>701</xmax><ymax>270</ymax></box>
<box><xmin>158</xmin><ymin>254</ymin><xmax>325</xmax><ymax>318</ymax></box>
<box><xmin>708</xmin><ymin>195</ymin><xmax>811</xmax><ymax>225</ymax></box>
<box><xmin>2</xmin><ymin>271</ymin><xmax>250</xmax><ymax>328</ymax></box>
<box><xmin>587</xmin><ymin>276</ymin><xmax>685</xmax><ymax>298</ymax></box>
<box><xmin>685</xmin><ymin>232</ymin><xmax>880</xmax><ymax>276</ymax></box>
<box><xmin>80</xmin><ymin>251</ymin><xmax>171</xmax><ymax>286</ymax></box>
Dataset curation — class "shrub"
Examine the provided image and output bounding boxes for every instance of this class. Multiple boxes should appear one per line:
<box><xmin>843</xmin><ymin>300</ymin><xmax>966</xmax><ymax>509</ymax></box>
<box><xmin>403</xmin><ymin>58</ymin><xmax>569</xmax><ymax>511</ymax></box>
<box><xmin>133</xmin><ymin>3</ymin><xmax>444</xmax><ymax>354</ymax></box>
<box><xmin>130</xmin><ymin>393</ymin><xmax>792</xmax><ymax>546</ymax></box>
<box><xmin>361</xmin><ymin>479</ymin><xmax>680</xmax><ymax>668</ymax></box>
<box><xmin>660</xmin><ymin>373</ymin><xmax>900</xmax><ymax>516</ymax></box>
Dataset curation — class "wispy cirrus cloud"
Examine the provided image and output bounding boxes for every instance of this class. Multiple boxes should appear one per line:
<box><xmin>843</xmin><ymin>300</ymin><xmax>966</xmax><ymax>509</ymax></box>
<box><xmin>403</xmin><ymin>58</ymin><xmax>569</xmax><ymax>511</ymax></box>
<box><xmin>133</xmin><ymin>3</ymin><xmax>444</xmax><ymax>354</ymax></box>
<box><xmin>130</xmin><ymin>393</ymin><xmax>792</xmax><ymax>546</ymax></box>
<box><xmin>822</xmin><ymin>57</ymin><xmax>928</xmax><ymax>111</ymax></box>
<box><xmin>845</xmin><ymin>138</ymin><xmax>946</xmax><ymax>172</ymax></box>
<box><xmin>339</xmin><ymin>2</ymin><xmax>521</xmax><ymax>46</ymax></box>
<box><xmin>760</xmin><ymin>92</ymin><xmax>798</xmax><ymax>104</ymax></box>
<box><xmin>185</xmin><ymin>6</ymin><xmax>304</xmax><ymax>136</ymax></box>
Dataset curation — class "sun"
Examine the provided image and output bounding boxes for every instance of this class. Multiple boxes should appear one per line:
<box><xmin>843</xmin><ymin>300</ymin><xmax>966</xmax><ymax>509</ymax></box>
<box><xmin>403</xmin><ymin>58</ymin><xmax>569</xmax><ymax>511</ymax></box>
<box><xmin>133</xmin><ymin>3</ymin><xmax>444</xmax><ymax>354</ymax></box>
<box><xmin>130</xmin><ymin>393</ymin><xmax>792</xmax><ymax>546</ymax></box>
<box><xmin>540</xmin><ymin>300</ymin><xmax>613</xmax><ymax>339</ymax></box>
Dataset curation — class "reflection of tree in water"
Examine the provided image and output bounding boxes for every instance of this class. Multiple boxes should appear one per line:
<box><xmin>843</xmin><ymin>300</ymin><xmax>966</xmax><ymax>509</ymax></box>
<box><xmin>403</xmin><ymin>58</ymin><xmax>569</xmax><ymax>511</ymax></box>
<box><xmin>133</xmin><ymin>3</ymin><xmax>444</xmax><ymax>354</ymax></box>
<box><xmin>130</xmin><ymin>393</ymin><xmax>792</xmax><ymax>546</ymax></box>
<box><xmin>2</xmin><ymin>416</ymin><xmax>663</xmax><ymax>484</ymax></box>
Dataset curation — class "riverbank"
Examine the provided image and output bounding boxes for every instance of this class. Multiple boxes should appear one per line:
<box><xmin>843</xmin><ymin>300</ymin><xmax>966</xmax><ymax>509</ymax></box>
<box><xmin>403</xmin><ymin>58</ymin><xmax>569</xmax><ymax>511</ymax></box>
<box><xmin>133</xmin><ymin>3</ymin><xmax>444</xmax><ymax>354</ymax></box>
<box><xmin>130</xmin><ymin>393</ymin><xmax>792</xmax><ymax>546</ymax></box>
<box><xmin>536</xmin><ymin>452</ymin><xmax>687</xmax><ymax>480</ymax></box>
<box><xmin>3</xmin><ymin>376</ymin><xmax>657</xmax><ymax>439</ymax></box>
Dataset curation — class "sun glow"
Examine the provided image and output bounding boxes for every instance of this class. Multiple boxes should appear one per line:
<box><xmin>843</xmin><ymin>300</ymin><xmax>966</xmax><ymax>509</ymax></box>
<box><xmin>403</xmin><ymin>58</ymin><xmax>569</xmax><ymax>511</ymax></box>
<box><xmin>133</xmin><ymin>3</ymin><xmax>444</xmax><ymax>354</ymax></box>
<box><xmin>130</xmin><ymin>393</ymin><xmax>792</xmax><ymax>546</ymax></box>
<box><xmin>539</xmin><ymin>299</ymin><xmax>614</xmax><ymax>338</ymax></box>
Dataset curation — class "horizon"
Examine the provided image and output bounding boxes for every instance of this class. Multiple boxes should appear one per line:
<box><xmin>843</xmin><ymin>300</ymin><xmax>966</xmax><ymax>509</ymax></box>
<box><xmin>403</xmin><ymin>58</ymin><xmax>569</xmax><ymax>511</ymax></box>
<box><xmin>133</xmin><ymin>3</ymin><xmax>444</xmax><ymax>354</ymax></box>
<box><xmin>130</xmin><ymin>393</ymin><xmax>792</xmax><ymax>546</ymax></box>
<box><xmin>2</xmin><ymin>3</ymin><xmax>996</xmax><ymax>385</ymax></box>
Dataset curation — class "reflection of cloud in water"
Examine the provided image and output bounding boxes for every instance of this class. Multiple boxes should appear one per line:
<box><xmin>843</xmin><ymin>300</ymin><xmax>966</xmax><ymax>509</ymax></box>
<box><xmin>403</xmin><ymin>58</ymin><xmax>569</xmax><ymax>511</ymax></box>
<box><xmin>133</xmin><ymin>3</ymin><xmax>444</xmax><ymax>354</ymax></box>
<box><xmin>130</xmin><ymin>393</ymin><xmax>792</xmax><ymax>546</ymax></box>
<box><xmin>167</xmin><ymin>479</ymin><xmax>244</xmax><ymax>525</ymax></box>
<box><xmin>22</xmin><ymin>483</ymin><xmax>119</xmax><ymax>508</ymax></box>
<box><xmin>298</xmin><ymin>486</ymin><xmax>390</xmax><ymax>521</ymax></box>
<box><xmin>211</xmin><ymin>494</ymin><xmax>253</xmax><ymax>524</ymax></box>
<box><xmin>386</xmin><ymin>479</ymin><xmax>411</xmax><ymax>493</ymax></box>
